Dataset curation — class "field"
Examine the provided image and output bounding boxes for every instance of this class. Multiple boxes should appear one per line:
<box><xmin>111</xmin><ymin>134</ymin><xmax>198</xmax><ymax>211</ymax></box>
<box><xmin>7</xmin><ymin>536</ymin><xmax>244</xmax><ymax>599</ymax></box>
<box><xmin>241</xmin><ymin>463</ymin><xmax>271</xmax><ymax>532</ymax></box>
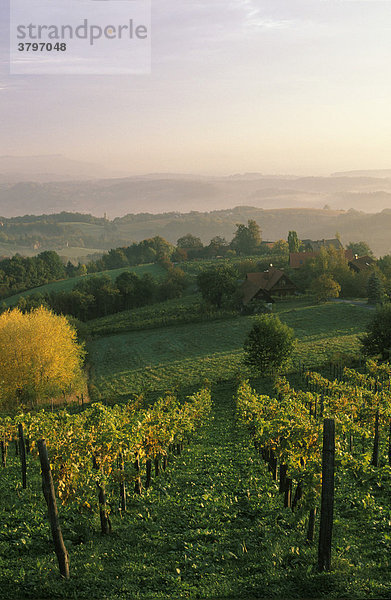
<box><xmin>3</xmin><ymin>263</ymin><xmax>166</xmax><ymax>307</ymax></box>
<box><xmin>88</xmin><ymin>299</ymin><xmax>372</xmax><ymax>401</ymax></box>
<box><xmin>0</xmin><ymin>296</ymin><xmax>389</xmax><ymax>599</ymax></box>
<box><xmin>1</xmin><ymin>381</ymin><xmax>390</xmax><ymax>599</ymax></box>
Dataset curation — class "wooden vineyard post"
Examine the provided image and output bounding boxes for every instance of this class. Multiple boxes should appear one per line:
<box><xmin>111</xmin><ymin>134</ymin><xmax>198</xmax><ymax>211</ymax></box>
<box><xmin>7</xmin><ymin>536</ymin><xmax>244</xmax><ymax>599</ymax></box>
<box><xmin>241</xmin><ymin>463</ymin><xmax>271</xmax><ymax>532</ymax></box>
<box><xmin>388</xmin><ymin>420</ymin><xmax>391</xmax><ymax>466</ymax></box>
<box><xmin>279</xmin><ymin>464</ymin><xmax>287</xmax><ymax>494</ymax></box>
<box><xmin>119</xmin><ymin>452</ymin><xmax>126</xmax><ymax>513</ymax></box>
<box><xmin>145</xmin><ymin>458</ymin><xmax>152</xmax><ymax>489</ymax></box>
<box><xmin>269</xmin><ymin>452</ymin><xmax>278</xmax><ymax>481</ymax></box>
<box><xmin>37</xmin><ymin>439</ymin><xmax>70</xmax><ymax>579</ymax></box>
<box><xmin>292</xmin><ymin>481</ymin><xmax>303</xmax><ymax>511</ymax></box>
<box><xmin>284</xmin><ymin>478</ymin><xmax>292</xmax><ymax>508</ymax></box>
<box><xmin>1</xmin><ymin>440</ymin><xmax>6</xmax><ymax>467</ymax></box>
<box><xmin>318</xmin><ymin>418</ymin><xmax>335</xmax><ymax>572</ymax></box>
<box><xmin>134</xmin><ymin>454</ymin><xmax>142</xmax><ymax>495</ymax></box>
<box><xmin>96</xmin><ymin>483</ymin><xmax>111</xmax><ymax>534</ymax></box>
<box><xmin>307</xmin><ymin>508</ymin><xmax>316</xmax><ymax>543</ymax></box>
<box><xmin>371</xmin><ymin>410</ymin><xmax>379</xmax><ymax>467</ymax></box>
<box><xmin>18</xmin><ymin>424</ymin><xmax>27</xmax><ymax>489</ymax></box>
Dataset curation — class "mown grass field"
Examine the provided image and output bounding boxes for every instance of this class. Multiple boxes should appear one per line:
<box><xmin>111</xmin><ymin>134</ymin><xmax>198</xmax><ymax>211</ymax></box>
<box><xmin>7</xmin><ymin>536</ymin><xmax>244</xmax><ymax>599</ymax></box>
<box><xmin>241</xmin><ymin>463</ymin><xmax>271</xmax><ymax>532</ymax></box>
<box><xmin>3</xmin><ymin>263</ymin><xmax>166</xmax><ymax>307</ymax></box>
<box><xmin>88</xmin><ymin>299</ymin><xmax>372</xmax><ymax>401</ymax></box>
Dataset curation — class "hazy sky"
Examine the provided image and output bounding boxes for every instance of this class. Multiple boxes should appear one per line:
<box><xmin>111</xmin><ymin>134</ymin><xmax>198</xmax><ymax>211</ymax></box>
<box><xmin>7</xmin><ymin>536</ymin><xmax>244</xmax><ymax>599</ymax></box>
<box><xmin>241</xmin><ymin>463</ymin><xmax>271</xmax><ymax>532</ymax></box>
<box><xmin>1</xmin><ymin>0</ymin><xmax>391</xmax><ymax>176</ymax></box>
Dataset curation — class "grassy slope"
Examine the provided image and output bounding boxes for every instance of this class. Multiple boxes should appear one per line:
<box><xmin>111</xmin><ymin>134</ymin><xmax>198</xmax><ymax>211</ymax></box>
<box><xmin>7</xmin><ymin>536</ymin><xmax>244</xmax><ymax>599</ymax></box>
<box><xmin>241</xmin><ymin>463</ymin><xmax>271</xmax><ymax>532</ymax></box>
<box><xmin>1</xmin><ymin>383</ymin><xmax>390</xmax><ymax>599</ymax></box>
<box><xmin>87</xmin><ymin>294</ymin><xmax>239</xmax><ymax>337</ymax></box>
<box><xmin>88</xmin><ymin>299</ymin><xmax>372</xmax><ymax>401</ymax></box>
<box><xmin>2</xmin><ymin>254</ymin><xmax>264</xmax><ymax>309</ymax></box>
<box><xmin>2</xmin><ymin>263</ymin><xmax>165</xmax><ymax>307</ymax></box>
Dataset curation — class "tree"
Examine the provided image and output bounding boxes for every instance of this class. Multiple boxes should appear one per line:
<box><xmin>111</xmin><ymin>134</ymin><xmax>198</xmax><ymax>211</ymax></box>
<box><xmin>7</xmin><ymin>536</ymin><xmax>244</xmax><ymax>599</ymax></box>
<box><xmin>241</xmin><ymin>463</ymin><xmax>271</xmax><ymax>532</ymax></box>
<box><xmin>208</xmin><ymin>236</ymin><xmax>228</xmax><ymax>257</ymax></box>
<box><xmin>177</xmin><ymin>234</ymin><xmax>203</xmax><ymax>249</ymax></box>
<box><xmin>367</xmin><ymin>271</ymin><xmax>384</xmax><ymax>305</ymax></box>
<box><xmin>378</xmin><ymin>255</ymin><xmax>391</xmax><ymax>278</ymax></box>
<box><xmin>310</xmin><ymin>274</ymin><xmax>341</xmax><ymax>303</ymax></box>
<box><xmin>197</xmin><ymin>265</ymin><xmax>238</xmax><ymax>308</ymax></box>
<box><xmin>243</xmin><ymin>314</ymin><xmax>295</xmax><ymax>375</ymax></box>
<box><xmin>231</xmin><ymin>220</ymin><xmax>262</xmax><ymax>255</ymax></box>
<box><xmin>360</xmin><ymin>303</ymin><xmax>391</xmax><ymax>359</ymax></box>
<box><xmin>288</xmin><ymin>231</ymin><xmax>301</xmax><ymax>253</ymax></box>
<box><xmin>347</xmin><ymin>241</ymin><xmax>374</xmax><ymax>258</ymax></box>
<box><xmin>159</xmin><ymin>267</ymin><xmax>187</xmax><ymax>300</ymax></box>
<box><xmin>0</xmin><ymin>307</ymin><xmax>85</xmax><ymax>408</ymax></box>
<box><xmin>272</xmin><ymin>239</ymin><xmax>289</xmax><ymax>261</ymax></box>
<box><xmin>115</xmin><ymin>271</ymin><xmax>141</xmax><ymax>309</ymax></box>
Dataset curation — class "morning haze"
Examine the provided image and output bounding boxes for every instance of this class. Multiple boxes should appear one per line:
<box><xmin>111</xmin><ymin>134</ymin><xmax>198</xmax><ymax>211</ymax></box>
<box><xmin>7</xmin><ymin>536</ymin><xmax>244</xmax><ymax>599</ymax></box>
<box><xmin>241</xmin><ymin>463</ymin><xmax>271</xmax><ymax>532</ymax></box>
<box><xmin>1</xmin><ymin>1</ymin><xmax>391</xmax><ymax>180</ymax></box>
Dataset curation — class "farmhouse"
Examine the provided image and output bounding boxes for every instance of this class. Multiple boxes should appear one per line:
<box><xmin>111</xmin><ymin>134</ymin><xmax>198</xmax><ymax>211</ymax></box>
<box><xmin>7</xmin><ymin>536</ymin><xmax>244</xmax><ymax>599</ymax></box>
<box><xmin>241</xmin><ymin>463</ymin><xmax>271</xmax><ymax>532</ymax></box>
<box><xmin>348</xmin><ymin>255</ymin><xmax>376</xmax><ymax>273</ymax></box>
<box><xmin>290</xmin><ymin>248</ymin><xmax>354</xmax><ymax>269</ymax></box>
<box><xmin>241</xmin><ymin>267</ymin><xmax>297</xmax><ymax>305</ymax></box>
<box><xmin>301</xmin><ymin>238</ymin><xmax>343</xmax><ymax>252</ymax></box>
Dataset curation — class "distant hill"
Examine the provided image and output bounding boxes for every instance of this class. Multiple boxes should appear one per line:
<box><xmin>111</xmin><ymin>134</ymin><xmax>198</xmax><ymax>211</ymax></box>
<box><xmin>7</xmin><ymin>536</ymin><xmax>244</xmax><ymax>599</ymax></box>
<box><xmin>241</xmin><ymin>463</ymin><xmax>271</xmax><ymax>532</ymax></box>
<box><xmin>0</xmin><ymin>155</ymin><xmax>126</xmax><ymax>183</ymax></box>
<box><xmin>1</xmin><ymin>206</ymin><xmax>391</xmax><ymax>258</ymax></box>
<box><xmin>2</xmin><ymin>172</ymin><xmax>391</xmax><ymax>218</ymax></box>
<box><xmin>332</xmin><ymin>169</ymin><xmax>391</xmax><ymax>178</ymax></box>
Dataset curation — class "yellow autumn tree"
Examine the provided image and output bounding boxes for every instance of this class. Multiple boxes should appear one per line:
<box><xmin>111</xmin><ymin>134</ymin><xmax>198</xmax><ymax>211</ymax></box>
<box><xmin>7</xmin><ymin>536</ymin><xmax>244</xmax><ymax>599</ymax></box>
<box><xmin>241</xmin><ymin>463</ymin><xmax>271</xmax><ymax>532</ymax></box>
<box><xmin>0</xmin><ymin>306</ymin><xmax>85</xmax><ymax>408</ymax></box>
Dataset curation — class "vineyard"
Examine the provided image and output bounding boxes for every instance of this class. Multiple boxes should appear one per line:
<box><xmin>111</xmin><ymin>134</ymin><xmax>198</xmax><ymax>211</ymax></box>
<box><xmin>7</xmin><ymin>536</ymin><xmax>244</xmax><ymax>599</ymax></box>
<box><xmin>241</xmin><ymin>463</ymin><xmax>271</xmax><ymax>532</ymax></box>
<box><xmin>1</xmin><ymin>359</ymin><xmax>391</xmax><ymax>598</ymax></box>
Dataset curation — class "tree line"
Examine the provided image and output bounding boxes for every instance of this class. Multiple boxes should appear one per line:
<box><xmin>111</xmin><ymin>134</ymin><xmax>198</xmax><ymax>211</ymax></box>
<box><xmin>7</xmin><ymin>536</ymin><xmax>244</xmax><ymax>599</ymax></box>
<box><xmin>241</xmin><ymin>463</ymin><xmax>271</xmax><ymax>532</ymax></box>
<box><xmin>9</xmin><ymin>267</ymin><xmax>188</xmax><ymax>322</ymax></box>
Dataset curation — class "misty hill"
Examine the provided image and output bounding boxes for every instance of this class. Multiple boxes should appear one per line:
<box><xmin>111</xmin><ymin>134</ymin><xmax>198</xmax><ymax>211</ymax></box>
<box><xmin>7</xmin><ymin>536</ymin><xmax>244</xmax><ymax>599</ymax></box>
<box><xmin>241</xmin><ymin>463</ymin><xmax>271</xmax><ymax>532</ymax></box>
<box><xmin>1</xmin><ymin>206</ymin><xmax>391</xmax><ymax>259</ymax></box>
<box><xmin>332</xmin><ymin>169</ymin><xmax>391</xmax><ymax>178</ymax></box>
<box><xmin>0</xmin><ymin>155</ymin><xmax>125</xmax><ymax>183</ymax></box>
<box><xmin>3</xmin><ymin>172</ymin><xmax>391</xmax><ymax>218</ymax></box>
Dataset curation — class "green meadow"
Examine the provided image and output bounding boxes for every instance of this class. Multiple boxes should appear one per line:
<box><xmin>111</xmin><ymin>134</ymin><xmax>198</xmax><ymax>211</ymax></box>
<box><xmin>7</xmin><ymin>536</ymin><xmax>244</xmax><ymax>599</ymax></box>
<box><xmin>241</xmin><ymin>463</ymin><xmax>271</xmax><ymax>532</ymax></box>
<box><xmin>88</xmin><ymin>299</ymin><xmax>372</xmax><ymax>401</ymax></box>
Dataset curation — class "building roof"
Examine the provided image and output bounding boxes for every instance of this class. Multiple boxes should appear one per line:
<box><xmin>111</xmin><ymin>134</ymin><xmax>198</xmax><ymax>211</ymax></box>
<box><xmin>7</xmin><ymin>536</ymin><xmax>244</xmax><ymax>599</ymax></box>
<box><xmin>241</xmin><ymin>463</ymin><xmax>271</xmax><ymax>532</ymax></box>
<box><xmin>289</xmin><ymin>251</ymin><xmax>318</xmax><ymax>269</ymax></box>
<box><xmin>302</xmin><ymin>238</ymin><xmax>343</xmax><ymax>252</ymax></box>
<box><xmin>241</xmin><ymin>268</ymin><xmax>296</xmax><ymax>304</ymax></box>
<box><xmin>290</xmin><ymin>248</ymin><xmax>354</xmax><ymax>268</ymax></box>
<box><xmin>348</xmin><ymin>255</ymin><xmax>376</xmax><ymax>272</ymax></box>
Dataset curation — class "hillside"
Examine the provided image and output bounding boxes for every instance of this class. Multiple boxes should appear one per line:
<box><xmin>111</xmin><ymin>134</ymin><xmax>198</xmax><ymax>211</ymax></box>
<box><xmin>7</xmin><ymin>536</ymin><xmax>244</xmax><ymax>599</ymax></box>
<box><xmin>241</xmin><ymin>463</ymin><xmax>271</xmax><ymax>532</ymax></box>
<box><xmin>1</xmin><ymin>206</ymin><xmax>391</xmax><ymax>258</ymax></box>
<box><xmin>3</xmin><ymin>172</ymin><xmax>391</xmax><ymax>219</ymax></box>
<box><xmin>88</xmin><ymin>299</ymin><xmax>371</xmax><ymax>400</ymax></box>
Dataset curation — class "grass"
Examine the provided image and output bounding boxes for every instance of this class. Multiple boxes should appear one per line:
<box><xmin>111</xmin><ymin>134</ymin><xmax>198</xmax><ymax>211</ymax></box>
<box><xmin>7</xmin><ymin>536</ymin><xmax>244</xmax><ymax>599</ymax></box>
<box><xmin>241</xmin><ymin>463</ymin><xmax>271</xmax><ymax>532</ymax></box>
<box><xmin>88</xmin><ymin>299</ymin><xmax>373</xmax><ymax>401</ymax></box>
<box><xmin>0</xmin><ymin>243</ymin><xmax>106</xmax><ymax>260</ymax></box>
<box><xmin>1</xmin><ymin>382</ymin><xmax>390</xmax><ymax>599</ymax></box>
<box><xmin>87</xmin><ymin>294</ymin><xmax>237</xmax><ymax>337</ymax></box>
<box><xmin>2</xmin><ymin>263</ymin><xmax>166</xmax><ymax>307</ymax></box>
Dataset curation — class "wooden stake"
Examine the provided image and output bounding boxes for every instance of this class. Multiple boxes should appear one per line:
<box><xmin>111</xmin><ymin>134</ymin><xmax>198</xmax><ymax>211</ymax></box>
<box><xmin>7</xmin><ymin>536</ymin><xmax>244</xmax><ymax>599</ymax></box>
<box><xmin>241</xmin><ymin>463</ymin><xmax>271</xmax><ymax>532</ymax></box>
<box><xmin>371</xmin><ymin>410</ymin><xmax>380</xmax><ymax>467</ymax></box>
<box><xmin>284</xmin><ymin>478</ymin><xmax>292</xmax><ymax>508</ymax></box>
<box><xmin>96</xmin><ymin>483</ymin><xmax>111</xmax><ymax>534</ymax></box>
<box><xmin>307</xmin><ymin>508</ymin><xmax>316</xmax><ymax>543</ymax></box>
<box><xmin>1</xmin><ymin>440</ymin><xmax>6</xmax><ymax>467</ymax></box>
<box><xmin>279</xmin><ymin>464</ymin><xmax>287</xmax><ymax>494</ymax></box>
<box><xmin>292</xmin><ymin>480</ymin><xmax>303</xmax><ymax>511</ymax></box>
<box><xmin>119</xmin><ymin>452</ymin><xmax>126</xmax><ymax>513</ymax></box>
<box><xmin>318</xmin><ymin>418</ymin><xmax>335</xmax><ymax>572</ymax></box>
<box><xmin>388</xmin><ymin>420</ymin><xmax>391</xmax><ymax>466</ymax></box>
<box><xmin>37</xmin><ymin>439</ymin><xmax>70</xmax><ymax>579</ymax></box>
<box><xmin>134</xmin><ymin>454</ymin><xmax>142</xmax><ymax>495</ymax></box>
<box><xmin>18</xmin><ymin>424</ymin><xmax>27</xmax><ymax>489</ymax></box>
<box><xmin>145</xmin><ymin>458</ymin><xmax>152</xmax><ymax>489</ymax></box>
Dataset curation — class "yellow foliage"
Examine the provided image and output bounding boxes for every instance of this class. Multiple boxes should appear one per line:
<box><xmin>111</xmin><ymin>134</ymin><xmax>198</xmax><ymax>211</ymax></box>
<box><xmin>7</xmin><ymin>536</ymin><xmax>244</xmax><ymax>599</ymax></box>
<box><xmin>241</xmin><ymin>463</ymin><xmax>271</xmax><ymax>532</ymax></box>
<box><xmin>0</xmin><ymin>306</ymin><xmax>85</xmax><ymax>407</ymax></box>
